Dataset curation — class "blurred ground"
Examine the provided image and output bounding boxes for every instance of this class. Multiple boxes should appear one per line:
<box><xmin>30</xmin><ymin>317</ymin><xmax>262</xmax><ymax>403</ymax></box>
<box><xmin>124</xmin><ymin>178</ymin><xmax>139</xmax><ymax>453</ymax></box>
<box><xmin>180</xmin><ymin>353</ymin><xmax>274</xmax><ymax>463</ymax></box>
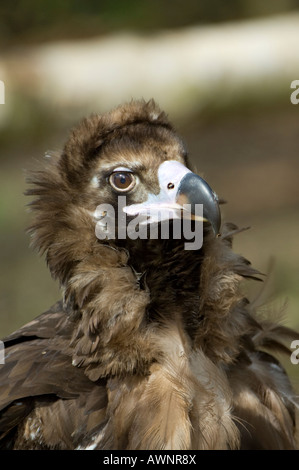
<box><xmin>0</xmin><ymin>1</ymin><xmax>298</xmax><ymax>386</ymax></box>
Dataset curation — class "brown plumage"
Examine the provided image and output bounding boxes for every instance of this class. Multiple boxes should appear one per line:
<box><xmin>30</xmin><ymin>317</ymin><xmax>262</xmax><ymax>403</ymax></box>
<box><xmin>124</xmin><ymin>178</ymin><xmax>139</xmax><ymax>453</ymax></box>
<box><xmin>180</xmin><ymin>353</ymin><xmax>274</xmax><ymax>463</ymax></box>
<box><xmin>0</xmin><ymin>99</ymin><xmax>298</xmax><ymax>449</ymax></box>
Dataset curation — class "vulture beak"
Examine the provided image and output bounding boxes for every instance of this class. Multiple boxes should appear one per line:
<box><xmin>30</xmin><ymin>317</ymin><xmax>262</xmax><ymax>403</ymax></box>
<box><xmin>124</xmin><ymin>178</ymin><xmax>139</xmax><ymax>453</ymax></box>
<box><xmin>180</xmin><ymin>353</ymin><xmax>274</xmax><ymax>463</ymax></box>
<box><xmin>124</xmin><ymin>160</ymin><xmax>221</xmax><ymax>236</ymax></box>
<box><xmin>176</xmin><ymin>172</ymin><xmax>221</xmax><ymax>236</ymax></box>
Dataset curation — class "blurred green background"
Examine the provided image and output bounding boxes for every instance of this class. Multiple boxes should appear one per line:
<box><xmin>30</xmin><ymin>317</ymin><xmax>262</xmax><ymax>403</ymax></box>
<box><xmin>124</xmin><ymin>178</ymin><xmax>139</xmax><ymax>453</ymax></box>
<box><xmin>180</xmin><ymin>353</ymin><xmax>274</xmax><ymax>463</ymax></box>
<box><xmin>0</xmin><ymin>1</ymin><xmax>299</xmax><ymax>385</ymax></box>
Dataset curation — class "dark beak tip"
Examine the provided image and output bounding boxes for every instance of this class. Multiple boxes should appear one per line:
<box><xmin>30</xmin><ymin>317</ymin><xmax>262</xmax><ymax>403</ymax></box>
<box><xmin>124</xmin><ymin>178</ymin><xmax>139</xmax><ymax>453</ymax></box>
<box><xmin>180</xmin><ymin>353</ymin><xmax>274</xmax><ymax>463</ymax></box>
<box><xmin>177</xmin><ymin>172</ymin><xmax>221</xmax><ymax>236</ymax></box>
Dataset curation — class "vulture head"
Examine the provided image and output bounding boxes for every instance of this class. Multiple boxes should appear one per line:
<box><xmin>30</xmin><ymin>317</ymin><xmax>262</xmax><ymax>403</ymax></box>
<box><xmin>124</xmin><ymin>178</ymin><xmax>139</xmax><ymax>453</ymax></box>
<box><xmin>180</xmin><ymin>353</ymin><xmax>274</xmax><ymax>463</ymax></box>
<box><xmin>1</xmin><ymin>99</ymin><xmax>298</xmax><ymax>450</ymax></box>
<box><xmin>27</xmin><ymin>99</ymin><xmax>228</xmax><ymax>378</ymax></box>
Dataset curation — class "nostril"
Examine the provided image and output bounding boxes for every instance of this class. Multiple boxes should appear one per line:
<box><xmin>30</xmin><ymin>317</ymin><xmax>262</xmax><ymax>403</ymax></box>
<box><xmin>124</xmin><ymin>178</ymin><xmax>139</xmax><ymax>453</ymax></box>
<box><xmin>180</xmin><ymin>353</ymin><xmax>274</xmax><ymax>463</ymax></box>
<box><xmin>167</xmin><ymin>182</ymin><xmax>175</xmax><ymax>190</ymax></box>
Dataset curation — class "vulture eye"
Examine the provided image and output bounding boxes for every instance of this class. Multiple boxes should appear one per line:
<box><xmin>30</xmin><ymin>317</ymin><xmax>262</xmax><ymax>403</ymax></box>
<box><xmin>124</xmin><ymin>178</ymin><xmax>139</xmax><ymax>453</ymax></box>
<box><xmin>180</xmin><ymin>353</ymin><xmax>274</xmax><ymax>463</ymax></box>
<box><xmin>109</xmin><ymin>171</ymin><xmax>136</xmax><ymax>192</ymax></box>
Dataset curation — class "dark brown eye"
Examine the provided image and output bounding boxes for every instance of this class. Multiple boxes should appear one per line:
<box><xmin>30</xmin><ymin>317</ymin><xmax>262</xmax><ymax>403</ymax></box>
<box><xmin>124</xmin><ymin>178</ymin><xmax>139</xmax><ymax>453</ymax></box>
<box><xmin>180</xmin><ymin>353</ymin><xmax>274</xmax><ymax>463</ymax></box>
<box><xmin>109</xmin><ymin>172</ymin><xmax>136</xmax><ymax>192</ymax></box>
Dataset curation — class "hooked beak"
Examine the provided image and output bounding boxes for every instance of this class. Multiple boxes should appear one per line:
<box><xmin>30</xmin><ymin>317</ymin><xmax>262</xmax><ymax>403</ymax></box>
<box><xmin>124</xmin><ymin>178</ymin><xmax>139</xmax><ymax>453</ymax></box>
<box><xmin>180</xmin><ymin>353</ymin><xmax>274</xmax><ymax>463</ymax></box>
<box><xmin>176</xmin><ymin>172</ymin><xmax>221</xmax><ymax>236</ymax></box>
<box><xmin>124</xmin><ymin>160</ymin><xmax>221</xmax><ymax>236</ymax></box>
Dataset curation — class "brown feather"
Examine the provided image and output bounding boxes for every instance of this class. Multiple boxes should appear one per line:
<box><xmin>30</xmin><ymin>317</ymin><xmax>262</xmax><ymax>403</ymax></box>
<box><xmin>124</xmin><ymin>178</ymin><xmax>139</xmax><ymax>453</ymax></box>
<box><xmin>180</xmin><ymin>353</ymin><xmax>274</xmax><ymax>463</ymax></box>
<box><xmin>0</xmin><ymin>99</ymin><xmax>298</xmax><ymax>450</ymax></box>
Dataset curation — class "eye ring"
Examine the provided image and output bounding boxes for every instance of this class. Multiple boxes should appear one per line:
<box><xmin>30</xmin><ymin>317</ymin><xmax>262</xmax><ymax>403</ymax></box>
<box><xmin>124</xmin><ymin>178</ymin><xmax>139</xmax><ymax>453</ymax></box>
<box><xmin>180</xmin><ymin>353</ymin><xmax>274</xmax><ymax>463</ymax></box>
<box><xmin>109</xmin><ymin>171</ymin><xmax>136</xmax><ymax>193</ymax></box>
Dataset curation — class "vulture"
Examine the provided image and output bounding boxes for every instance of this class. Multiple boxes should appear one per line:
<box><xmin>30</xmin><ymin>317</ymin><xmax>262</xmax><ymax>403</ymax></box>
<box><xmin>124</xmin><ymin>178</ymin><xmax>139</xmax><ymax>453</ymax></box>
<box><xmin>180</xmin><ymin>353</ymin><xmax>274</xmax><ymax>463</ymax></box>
<box><xmin>0</xmin><ymin>99</ymin><xmax>298</xmax><ymax>450</ymax></box>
